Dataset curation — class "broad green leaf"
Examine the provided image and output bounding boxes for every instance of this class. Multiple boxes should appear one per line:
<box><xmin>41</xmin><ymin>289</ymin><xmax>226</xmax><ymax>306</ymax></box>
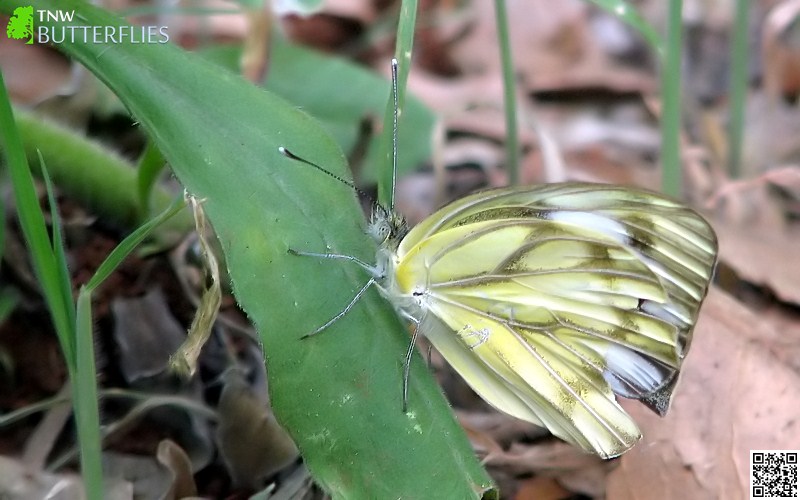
<box><xmin>0</xmin><ymin>0</ymin><xmax>495</xmax><ymax>497</ymax></box>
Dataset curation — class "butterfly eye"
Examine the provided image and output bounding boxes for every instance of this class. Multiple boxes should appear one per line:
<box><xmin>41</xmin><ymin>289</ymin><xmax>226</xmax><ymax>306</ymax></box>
<box><xmin>366</xmin><ymin>217</ymin><xmax>392</xmax><ymax>244</ymax></box>
<box><xmin>378</xmin><ymin>223</ymin><xmax>392</xmax><ymax>242</ymax></box>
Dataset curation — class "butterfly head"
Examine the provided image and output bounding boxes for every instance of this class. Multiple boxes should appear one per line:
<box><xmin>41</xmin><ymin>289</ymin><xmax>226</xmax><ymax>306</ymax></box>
<box><xmin>367</xmin><ymin>204</ymin><xmax>408</xmax><ymax>250</ymax></box>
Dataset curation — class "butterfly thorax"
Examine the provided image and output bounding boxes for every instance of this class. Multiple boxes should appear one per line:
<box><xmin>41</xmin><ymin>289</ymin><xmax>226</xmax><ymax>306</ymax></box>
<box><xmin>367</xmin><ymin>205</ymin><xmax>428</xmax><ymax>317</ymax></box>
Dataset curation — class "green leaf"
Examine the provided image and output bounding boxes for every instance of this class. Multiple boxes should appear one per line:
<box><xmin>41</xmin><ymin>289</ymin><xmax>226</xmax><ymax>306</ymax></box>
<box><xmin>0</xmin><ymin>0</ymin><xmax>495</xmax><ymax>497</ymax></box>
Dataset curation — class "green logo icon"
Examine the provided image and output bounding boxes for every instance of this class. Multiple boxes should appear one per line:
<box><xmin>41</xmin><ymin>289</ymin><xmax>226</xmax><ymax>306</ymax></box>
<box><xmin>7</xmin><ymin>5</ymin><xmax>34</xmax><ymax>44</ymax></box>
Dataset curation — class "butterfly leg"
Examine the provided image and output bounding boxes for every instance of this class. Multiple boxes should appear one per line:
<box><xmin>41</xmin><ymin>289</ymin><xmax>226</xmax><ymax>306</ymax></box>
<box><xmin>396</xmin><ymin>308</ymin><xmax>424</xmax><ymax>412</ymax></box>
<box><xmin>401</xmin><ymin>316</ymin><xmax>422</xmax><ymax>413</ymax></box>
<box><xmin>287</xmin><ymin>248</ymin><xmax>381</xmax><ymax>275</ymax></box>
<box><xmin>300</xmin><ymin>277</ymin><xmax>377</xmax><ymax>339</ymax></box>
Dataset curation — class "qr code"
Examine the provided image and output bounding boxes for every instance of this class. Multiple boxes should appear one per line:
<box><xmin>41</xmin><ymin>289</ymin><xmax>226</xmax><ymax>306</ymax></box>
<box><xmin>751</xmin><ymin>451</ymin><xmax>799</xmax><ymax>499</ymax></box>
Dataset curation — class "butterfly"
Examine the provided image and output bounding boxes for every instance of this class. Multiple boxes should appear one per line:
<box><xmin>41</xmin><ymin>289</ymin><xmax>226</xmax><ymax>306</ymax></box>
<box><xmin>385</xmin><ymin>183</ymin><xmax>717</xmax><ymax>458</ymax></box>
<box><xmin>280</xmin><ymin>61</ymin><xmax>718</xmax><ymax>460</ymax></box>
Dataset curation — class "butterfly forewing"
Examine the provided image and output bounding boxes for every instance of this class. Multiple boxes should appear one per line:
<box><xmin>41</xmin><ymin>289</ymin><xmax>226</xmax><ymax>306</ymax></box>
<box><xmin>392</xmin><ymin>183</ymin><xmax>717</xmax><ymax>458</ymax></box>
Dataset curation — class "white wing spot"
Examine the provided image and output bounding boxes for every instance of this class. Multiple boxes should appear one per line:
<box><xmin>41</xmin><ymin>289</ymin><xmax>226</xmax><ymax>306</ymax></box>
<box><xmin>548</xmin><ymin>211</ymin><xmax>628</xmax><ymax>241</ymax></box>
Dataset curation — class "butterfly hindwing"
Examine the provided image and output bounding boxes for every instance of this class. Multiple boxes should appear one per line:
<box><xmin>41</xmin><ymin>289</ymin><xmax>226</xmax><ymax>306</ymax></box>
<box><xmin>423</xmin><ymin>306</ymin><xmax>643</xmax><ymax>458</ymax></box>
<box><xmin>392</xmin><ymin>183</ymin><xmax>717</xmax><ymax>458</ymax></box>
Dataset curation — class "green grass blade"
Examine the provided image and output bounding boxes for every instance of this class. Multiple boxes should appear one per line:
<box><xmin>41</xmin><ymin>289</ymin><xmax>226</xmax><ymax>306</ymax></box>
<box><xmin>84</xmin><ymin>197</ymin><xmax>185</xmax><ymax>291</ymax></box>
<box><xmin>584</xmin><ymin>0</ymin><xmax>682</xmax><ymax>195</ymax></box>
<box><xmin>0</xmin><ymin>71</ymin><xmax>75</xmax><ymax>367</ymax></box>
<box><xmin>0</xmin><ymin>71</ymin><xmax>103</xmax><ymax>498</ymax></box>
<box><xmin>40</xmin><ymin>148</ymin><xmax>103</xmax><ymax>500</ymax></box>
<box><xmin>70</xmin><ymin>164</ymin><xmax>185</xmax><ymax>499</ymax></box>
<box><xmin>660</xmin><ymin>0</ymin><xmax>683</xmax><ymax>196</ymax></box>
<box><xmin>74</xmin><ymin>290</ymin><xmax>104</xmax><ymax>500</ymax></box>
<box><xmin>728</xmin><ymin>0</ymin><xmax>748</xmax><ymax>178</ymax></box>
<box><xmin>39</xmin><ymin>155</ymin><xmax>77</xmax><ymax>346</ymax></box>
<box><xmin>494</xmin><ymin>0</ymin><xmax>519</xmax><ymax>185</ymax></box>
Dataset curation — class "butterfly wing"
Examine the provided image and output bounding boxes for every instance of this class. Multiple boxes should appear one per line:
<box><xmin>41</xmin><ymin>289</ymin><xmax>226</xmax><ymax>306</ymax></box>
<box><xmin>394</xmin><ymin>183</ymin><xmax>717</xmax><ymax>458</ymax></box>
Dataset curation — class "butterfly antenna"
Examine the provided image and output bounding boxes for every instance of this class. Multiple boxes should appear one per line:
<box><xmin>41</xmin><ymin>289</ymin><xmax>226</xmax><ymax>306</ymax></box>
<box><xmin>278</xmin><ymin>146</ymin><xmax>374</xmax><ymax>202</ymax></box>
<box><xmin>390</xmin><ymin>57</ymin><xmax>399</xmax><ymax>212</ymax></box>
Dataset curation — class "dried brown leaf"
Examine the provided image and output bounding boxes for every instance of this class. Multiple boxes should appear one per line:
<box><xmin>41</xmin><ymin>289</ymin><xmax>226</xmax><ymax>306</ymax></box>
<box><xmin>713</xmin><ymin>221</ymin><xmax>800</xmax><ymax>305</ymax></box>
<box><xmin>607</xmin><ymin>288</ymin><xmax>800</xmax><ymax>500</ymax></box>
<box><xmin>216</xmin><ymin>369</ymin><xmax>299</xmax><ymax>488</ymax></box>
<box><xmin>757</xmin><ymin>303</ymin><xmax>800</xmax><ymax>374</ymax></box>
<box><xmin>483</xmin><ymin>441</ymin><xmax>611</xmax><ymax>498</ymax></box>
<box><xmin>0</xmin><ymin>35</ymin><xmax>72</xmax><ymax>106</ymax></box>
<box><xmin>111</xmin><ymin>288</ymin><xmax>186</xmax><ymax>383</ymax></box>
<box><xmin>762</xmin><ymin>0</ymin><xmax>800</xmax><ymax>99</ymax></box>
<box><xmin>514</xmin><ymin>476</ymin><xmax>571</xmax><ymax>500</ymax></box>
<box><xmin>156</xmin><ymin>439</ymin><xmax>198</xmax><ymax>500</ymax></box>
